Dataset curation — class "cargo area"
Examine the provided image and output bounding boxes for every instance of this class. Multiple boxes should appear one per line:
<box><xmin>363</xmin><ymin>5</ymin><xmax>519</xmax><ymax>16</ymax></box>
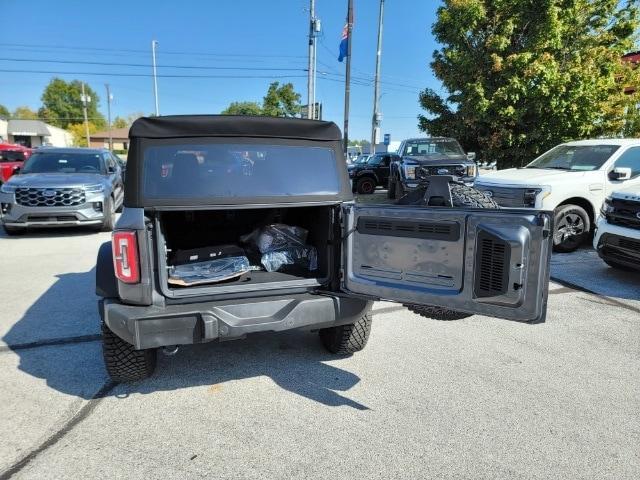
<box><xmin>156</xmin><ymin>205</ymin><xmax>336</xmax><ymax>293</ymax></box>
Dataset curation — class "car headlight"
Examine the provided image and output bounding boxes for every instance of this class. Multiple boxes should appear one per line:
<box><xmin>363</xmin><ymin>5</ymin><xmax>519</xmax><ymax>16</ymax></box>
<box><xmin>0</xmin><ymin>184</ymin><xmax>16</xmax><ymax>194</ymax></box>
<box><xmin>523</xmin><ymin>187</ymin><xmax>551</xmax><ymax>208</ymax></box>
<box><xmin>84</xmin><ymin>184</ymin><xmax>104</xmax><ymax>193</ymax></box>
<box><xmin>466</xmin><ymin>164</ymin><xmax>477</xmax><ymax>177</ymax></box>
<box><xmin>601</xmin><ymin>196</ymin><xmax>614</xmax><ymax>216</ymax></box>
<box><xmin>403</xmin><ymin>165</ymin><xmax>417</xmax><ymax>180</ymax></box>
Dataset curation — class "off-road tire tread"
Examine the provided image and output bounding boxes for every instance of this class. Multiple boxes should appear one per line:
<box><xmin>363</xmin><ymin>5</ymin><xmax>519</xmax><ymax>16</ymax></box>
<box><xmin>404</xmin><ymin>304</ymin><xmax>472</xmax><ymax>321</ymax></box>
<box><xmin>319</xmin><ymin>313</ymin><xmax>372</xmax><ymax>354</ymax></box>
<box><xmin>101</xmin><ymin>322</ymin><xmax>156</xmax><ymax>382</ymax></box>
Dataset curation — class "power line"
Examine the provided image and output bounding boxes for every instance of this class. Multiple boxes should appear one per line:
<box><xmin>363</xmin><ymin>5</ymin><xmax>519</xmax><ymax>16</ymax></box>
<box><xmin>0</xmin><ymin>57</ymin><xmax>307</xmax><ymax>72</ymax></box>
<box><xmin>0</xmin><ymin>68</ymin><xmax>309</xmax><ymax>79</ymax></box>
<box><xmin>0</xmin><ymin>43</ymin><xmax>306</xmax><ymax>59</ymax></box>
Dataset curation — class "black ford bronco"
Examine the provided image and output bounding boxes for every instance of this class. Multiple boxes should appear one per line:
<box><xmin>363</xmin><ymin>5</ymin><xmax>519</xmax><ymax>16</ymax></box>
<box><xmin>96</xmin><ymin>115</ymin><xmax>553</xmax><ymax>382</ymax></box>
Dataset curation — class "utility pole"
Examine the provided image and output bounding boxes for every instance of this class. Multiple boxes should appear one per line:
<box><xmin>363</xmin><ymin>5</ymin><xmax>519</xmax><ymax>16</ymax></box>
<box><xmin>343</xmin><ymin>0</ymin><xmax>354</xmax><ymax>150</ymax></box>
<box><xmin>151</xmin><ymin>40</ymin><xmax>159</xmax><ymax>116</ymax></box>
<box><xmin>80</xmin><ymin>82</ymin><xmax>91</xmax><ymax>147</ymax></box>
<box><xmin>371</xmin><ymin>0</ymin><xmax>385</xmax><ymax>154</ymax></box>
<box><xmin>307</xmin><ymin>0</ymin><xmax>316</xmax><ymax>119</ymax></box>
<box><xmin>105</xmin><ymin>84</ymin><xmax>113</xmax><ymax>151</ymax></box>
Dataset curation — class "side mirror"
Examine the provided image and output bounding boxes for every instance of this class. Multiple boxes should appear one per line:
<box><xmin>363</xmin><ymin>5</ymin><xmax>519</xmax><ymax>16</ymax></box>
<box><xmin>609</xmin><ymin>167</ymin><xmax>632</xmax><ymax>181</ymax></box>
<box><xmin>467</xmin><ymin>152</ymin><xmax>476</xmax><ymax>161</ymax></box>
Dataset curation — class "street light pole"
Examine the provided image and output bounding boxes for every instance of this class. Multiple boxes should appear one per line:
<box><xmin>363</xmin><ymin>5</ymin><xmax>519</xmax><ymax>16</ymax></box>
<box><xmin>371</xmin><ymin>0</ymin><xmax>385</xmax><ymax>154</ymax></box>
<box><xmin>151</xmin><ymin>40</ymin><xmax>160</xmax><ymax>116</ymax></box>
<box><xmin>307</xmin><ymin>0</ymin><xmax>316</xmax><ymax>119</ymax></box>
<box><xmin>80</xmin><ymin>82</ymin><xmax>91</xmax><ymax>147</ymax></box>
<box><xmin>105</xmin><ymin>84</ymin><xmax>113</xmax><ymax>151</ymax></box>
<box><xmin>343</xmin><ymin>0</ymin><xmax>354</xmax><ymax>150</ymax></box>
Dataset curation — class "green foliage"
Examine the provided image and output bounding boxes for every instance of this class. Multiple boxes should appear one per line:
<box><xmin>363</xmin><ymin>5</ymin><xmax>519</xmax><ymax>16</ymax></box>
<box><xmin>221</xmin><ymin>82</ymin><xmax>302</xmax><ymax>117</ymax></box>
<box><xmin>112</xmin><ymin>116</ymin><xmax>128</xmax><ymax>129</ymax></box>
<box><xmin>0</xmin><ymin>104</ymin><xmax>9</xmax><ymax>119</ymax></box>
<box><xmin>262</xmin><ymin>82</ymin><xmax>301</xmax><ymax>117</ymax></box>
<box><xmin>41</xmin><ymin>78</ymin><xmax>106</xmax><ymax>129</ymax></box>
<box><xmin>348</xmin><ymin>139</ymin><xmax>371</xmax><ymax>147</ymax></box>
<box><xmin>12</xmin><ymin>106</ymin><xmax>39</xmax><ymax>120</ymax></box>
<box><xmin>419</xmin><ymin>0</ymin><xmax>640</xmax><ymax>168</ymax></box>
<box><xmin>67</xmin><ymin>122</ymin><xmax>99</xmax><ymax>147</ymax></box>
<box><xmin>221</xmin><ymin>101</ymin><xmax>263</xmax><ymax>116</ymax></box>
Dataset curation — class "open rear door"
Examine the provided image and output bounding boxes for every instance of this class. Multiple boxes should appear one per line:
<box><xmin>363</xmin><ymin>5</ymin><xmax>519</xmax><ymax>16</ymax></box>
<box><xmin>342</xmin><ymin>204</ymin><xmax>553</xmax><ymax>323</ymax></box>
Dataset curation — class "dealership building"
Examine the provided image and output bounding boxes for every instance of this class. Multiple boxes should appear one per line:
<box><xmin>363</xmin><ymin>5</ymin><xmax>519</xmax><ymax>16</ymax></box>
<box><xmin>0</xmin><ymin>119</ymin><xmax>73</xmax><ymax>148</ymax></box>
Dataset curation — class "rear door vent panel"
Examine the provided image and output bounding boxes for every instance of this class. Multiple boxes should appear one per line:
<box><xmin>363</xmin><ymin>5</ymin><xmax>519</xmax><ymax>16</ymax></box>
<box><xmin>474</xmin><ymin>230</ymin><xmax>511</xmax><ymax>298</ymax></box>
<box><xmin>357</xmin><ymin>217</ymin><xmax>460</xmax><ymax>241</ymax></box>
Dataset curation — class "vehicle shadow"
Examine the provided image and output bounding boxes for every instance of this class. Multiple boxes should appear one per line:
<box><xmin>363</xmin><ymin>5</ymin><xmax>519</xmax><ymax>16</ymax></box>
<box><xmin>3</xmin><ymin>269</ymin><xmax>367</xmax><ymax>409</ymax></box>
<box><xmin>0</xmin><ymin>226</ymin><xmax>103</xmax><ymax>240</ymax></box>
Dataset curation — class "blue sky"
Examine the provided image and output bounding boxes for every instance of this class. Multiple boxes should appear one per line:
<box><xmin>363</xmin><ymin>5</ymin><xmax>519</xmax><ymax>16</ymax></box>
<box><xmin>0</xmin><ymin>0</ymin><xmax>443</xmax><ymax>141</ymax></box>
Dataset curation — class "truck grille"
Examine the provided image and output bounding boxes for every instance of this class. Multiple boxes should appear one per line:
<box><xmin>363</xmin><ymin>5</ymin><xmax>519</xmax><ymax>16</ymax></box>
<box><xmin>607</xmin><ymin>199</ymin><xmax>640</xmax><ymax>230</ymax></box>
<box><xmin>418</xmin><ymin>164</ymin><xmax>466</xmax><ymax>177</ymax></box>
<box><xmin>474</xmin><ymin>185</ymin><xmax>527</xmax><ymax>207</ymax></box>
<box><xmin>15</xmin><ymin>187</ymin><xmax>86</xmax><ymax>207</ymax></box>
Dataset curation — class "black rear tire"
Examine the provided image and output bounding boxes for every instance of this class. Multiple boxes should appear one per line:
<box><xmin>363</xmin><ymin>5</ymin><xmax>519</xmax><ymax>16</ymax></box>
<box><xmin>101</xmin><ymin>322</ymin><xmax>157</xmax><ymax>382</ymax></box>
<box><xmin>319</xmin><ymin>313</ymin><xmax>372</xmax><ymax>354</ymax></box>
<box><xmin>387</xmin><ymin>176</ymin><xmax>396</xmax><ymax>199</ymax></box>
<box><xmin>99</xmin><ymin>197</ymin><xmax>116</xmax><ymax>232</ymax></box>
<box><xmin>394</xmin><ymin>180</ymin><xmax>405</xmax><ymax>200</ymax></box>
<box><xmin>553</xmin><ymin>204</ymin><xmax>590</xmax><ymax>253</ymax></box>
<box><xmin>398</xmin><ymin>181</ymin><xmax>498</xmax><ymax>320</ymax></box>
<box><xmin>356</xmin><ymin>177</ymin><xmax>376</xmax><ymax>195</ymax></box>
<box><xmin>405</xmin><ymin>304</ymin><xmax>472</xmax><ymax>320</ymax></box>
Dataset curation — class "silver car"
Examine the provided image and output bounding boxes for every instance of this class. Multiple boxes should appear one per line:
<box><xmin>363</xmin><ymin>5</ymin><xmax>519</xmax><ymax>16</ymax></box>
<box><xmin>0</xmin><ymin>148</ymin><xmax>124</xmax><ymax>234</ymax></box>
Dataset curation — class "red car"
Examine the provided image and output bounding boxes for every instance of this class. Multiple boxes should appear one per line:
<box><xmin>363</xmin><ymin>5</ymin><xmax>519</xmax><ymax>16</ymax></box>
<box><xmin>0</xmin><ymin>143</ymin><xmax>32</xmax><ymax>183</ymax></box>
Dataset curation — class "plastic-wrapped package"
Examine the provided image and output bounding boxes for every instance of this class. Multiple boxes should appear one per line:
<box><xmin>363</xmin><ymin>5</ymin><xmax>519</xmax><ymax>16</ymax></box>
<box><xmin>168</xmin><ymin>256</ymin><xmax>251</xmax><ymax>286</ymax></box>
<box><xmin>261</xmin><ymin>246</ymin><xmax>318</xmax><ymax>273</ymax></box>
<box><xmin>241</xmin><ymin>223</ymin><xmax>318</xmax><ymax>273</ymax></box>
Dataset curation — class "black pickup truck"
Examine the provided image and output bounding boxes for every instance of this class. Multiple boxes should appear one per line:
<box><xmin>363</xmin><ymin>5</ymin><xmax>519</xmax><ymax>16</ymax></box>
<box><xmin>96</xmin><ymin>115</ymin><xmax>552</xmax><ymax>381</ymax></box>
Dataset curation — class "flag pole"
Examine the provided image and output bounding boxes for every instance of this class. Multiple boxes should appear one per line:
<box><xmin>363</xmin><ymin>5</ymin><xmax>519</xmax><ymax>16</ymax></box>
<box><xmin>343</xmin><ymin>0</ymin><xmax>354</xmax><ymax>152</ymax></box>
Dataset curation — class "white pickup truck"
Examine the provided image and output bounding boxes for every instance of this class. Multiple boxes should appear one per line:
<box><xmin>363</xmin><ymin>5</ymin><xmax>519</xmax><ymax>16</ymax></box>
<box><xmin>474</xmin><ymin>139</ymin><xmax>640</xmax><ymax>252</ymax></box>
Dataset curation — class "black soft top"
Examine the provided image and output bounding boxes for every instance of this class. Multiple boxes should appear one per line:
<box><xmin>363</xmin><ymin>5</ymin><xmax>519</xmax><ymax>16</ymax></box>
<box><xmin>129</xmin><ymin>115</ymin><xmax>342</xmax><ymax>142</ymax></box>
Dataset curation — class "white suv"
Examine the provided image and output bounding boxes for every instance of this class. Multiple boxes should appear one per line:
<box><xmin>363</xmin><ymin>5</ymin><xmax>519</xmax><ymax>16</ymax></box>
<box><xmin>594</xmin><ymin>185</ymin><xmax>640</xmax><ymax>271</ymax></box>
<box><xmin>474</xmin><ymin>139</ymin><xmax>640</xmax><ymax>252</ymax></box>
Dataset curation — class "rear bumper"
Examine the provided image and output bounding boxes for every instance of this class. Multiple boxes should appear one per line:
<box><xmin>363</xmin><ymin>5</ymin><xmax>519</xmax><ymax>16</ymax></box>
<box><xmin>100</xmin><ymin>293</ymin><xmax>372</xmax><ymax>350</ymax></box>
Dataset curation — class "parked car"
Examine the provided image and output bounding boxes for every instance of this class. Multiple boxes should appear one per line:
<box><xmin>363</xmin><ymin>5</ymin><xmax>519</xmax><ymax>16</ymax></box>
<box><xmin>348</xmin><ymin>152</ymin><xmax>400</xmax><ymax>194</ymax></box>
<box><xmin>0</xmin><ymin>143</ymin><xmax>32</xmax><ymax>184</ymax></box>
<box><xmin>594</xmin><ymin>185</ymin><xmax>640</xmax><ymax>271</ymax></box>
<box><xmin>388</xmin><ymin>137</ymin><xmax>477</xmax><ymax>200</ymax></box>
<box><xmin>96</xmin><ymin>115</ymin><xmax>553</xmax><ymax>382</ymax></box>
<box><xmin>474</xmin><ymin>139</ymin><xmax>640</xmax><ymax>252</ymax></box>
<box><xmin>0</xmin><ymin>148</ymin><xmax>124</xmax><ymax>234</ymax></box>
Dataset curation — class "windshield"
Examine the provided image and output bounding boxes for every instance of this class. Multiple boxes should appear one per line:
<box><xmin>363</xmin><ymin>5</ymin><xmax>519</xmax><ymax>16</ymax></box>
<box><xmin>526</xmin><ymin>145</ymin><xmax>620</xmax><ymax>171</ymax></box>
<box><xmin>143</xmin><ymin>143</ymin><xmax>340</xmax><ymax>199</ymax></box>
<box><xmin>0</xmin><ymin>151</ymin><xmax>25</xmax><ymax>163</ymax></box>
<box><xmin>402</xmin><ymin>139</ymin><xmax>464</xmax><ymax>157</ymax></box>
<box><xmin>354</xmin><ymin>155</ymin><xmax>370</xmax><ymax>164</ymax></box>
<box><xmin>21</xmin><ymin>152</ymin><xmax>104</xmax><ymax>174</ymax></box>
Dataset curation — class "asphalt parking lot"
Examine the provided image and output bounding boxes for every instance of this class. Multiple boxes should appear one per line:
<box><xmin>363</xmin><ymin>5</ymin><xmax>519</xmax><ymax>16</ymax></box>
<box><xmin>1</xmin><ymin>216</ymin><xmax>639</xmax><ymax>479</ymax></box>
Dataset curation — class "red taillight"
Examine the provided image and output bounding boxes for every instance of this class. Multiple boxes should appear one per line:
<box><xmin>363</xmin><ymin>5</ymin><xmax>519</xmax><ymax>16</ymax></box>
<box><xmin>112</xmin><ymin>231</ymin><xmax>140</xmax><ymax>284</ymax></box>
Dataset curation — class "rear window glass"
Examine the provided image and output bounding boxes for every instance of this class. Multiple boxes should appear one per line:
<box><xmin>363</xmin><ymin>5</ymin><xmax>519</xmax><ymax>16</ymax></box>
<box><xmin>143</xmin><ymin>144</ymin><xmax>340</xmax><ymax>199</ymax></box>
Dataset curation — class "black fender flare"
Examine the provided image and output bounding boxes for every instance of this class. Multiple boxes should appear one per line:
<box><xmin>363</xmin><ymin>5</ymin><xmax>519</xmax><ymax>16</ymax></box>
<box><xmin>96</xmin><ymin>241</ymin><xmax>118</xmax><ymax>298</ymax></box>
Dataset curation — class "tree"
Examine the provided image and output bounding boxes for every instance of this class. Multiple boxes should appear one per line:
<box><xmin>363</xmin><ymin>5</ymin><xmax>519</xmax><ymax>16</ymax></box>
<box><xmin>41</xmin><ymin>78</ymin><xmax>106</xmax><ymax>129</ymax></box>
<box><xmin>0</xmin><ymin>104</ymin><xmax>9</xmax><ymax>119</ymax></box>
<box><xmin>262</xmin><ymin>82</ymin><xmax>301</xmax><ymax>117</ymax></box>
<box><xmin>112</xmin><ymin>116</ymin><xmax>128</xmax><ymax>129</ymax></box>
<box><xmin>67</xmin><ymin>122</ymin><xmax>99</xmax><ymax>147</ymax></box>
<box><xmin>419</xmin><ymin>0</ymin><xmax>640</xmax><ymax>168</ymax></box>
<box><xmin>221</xmin><ymin>101</ymin><xmax>263</xmax><ymax>116</ymax></box>
<box><xmin>12</xmin><ymin>106</ymin><xmax>39</xmax><ymax>120</ymax></box>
